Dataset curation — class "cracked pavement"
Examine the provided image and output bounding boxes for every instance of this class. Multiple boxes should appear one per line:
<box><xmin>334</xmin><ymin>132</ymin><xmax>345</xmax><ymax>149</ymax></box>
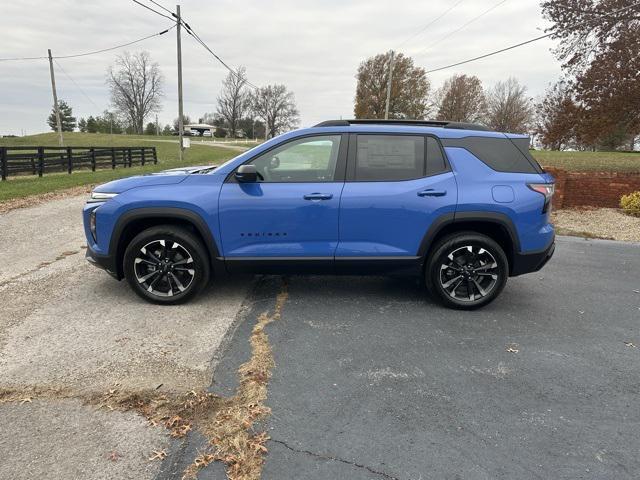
<box><xmin>0</xmin><ymin>194</ymin><xmax>252</xmax><ymax>479</ymax></box>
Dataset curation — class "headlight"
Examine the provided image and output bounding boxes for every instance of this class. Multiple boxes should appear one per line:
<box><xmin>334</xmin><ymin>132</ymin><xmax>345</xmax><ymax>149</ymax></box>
<box><xmin>89</xmin><ymin>209</ymin><xmax>98</xmax><ymax>242</ymax></box>
<box><xmin>88</xmin><ymin>192</ymin><xmax>118</xmax><ymax>203</ymax></box>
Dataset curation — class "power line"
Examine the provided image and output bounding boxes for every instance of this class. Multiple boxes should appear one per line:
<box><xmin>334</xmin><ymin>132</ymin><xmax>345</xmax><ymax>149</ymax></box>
<box><xmin>413</xmin><ymin>0</ymin><xmax>508</xmax><ymax>58</ymax></box>
<box><xmin>131</xmin><ymin>0</ymin><xmax>259</xmax><ymax>89</ymax></box>
<box><xmin>0</xmin><ymin>25</ymin><xmax>175</xmax><ymax>62</ymax></box>
<box><xmin>53</xmin><ymin>59</ymin><xmax>101</xmax><ymax>109</ymax></box>
<box><xmin>184</xmin><ymin>28</ymin><xmax>260</xmax><ymax>89</ymax></box>
<box><xmin>394</xmin><ymin>0</ymin><xmax>466</xmax><ymax>50</ymax></box>
<box><xmin>131</xmin><ymin>0</ymin><xmax>173</xmax><ymax>21</ymax></box>
<box><xmin>423</xmin><ymin>0</ymin><xmax>640</xmax><ymax>73</ymax></box>
<box><xmin>147</xmin><ymin>0</ymin><xmax>173</xmax><ymax>16</ymax></box>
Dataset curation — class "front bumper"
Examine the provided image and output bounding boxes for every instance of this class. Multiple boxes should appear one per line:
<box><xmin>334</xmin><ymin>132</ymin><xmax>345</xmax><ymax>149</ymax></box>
<box><xmin>510</xmin><ymin>237</ymin><xmax>555</xmax><ymax>277</ymax></box>
<box><xmin>85</xmin><ymin>245</ymin><xmax>121</xmax><ymax>280</ymax></box>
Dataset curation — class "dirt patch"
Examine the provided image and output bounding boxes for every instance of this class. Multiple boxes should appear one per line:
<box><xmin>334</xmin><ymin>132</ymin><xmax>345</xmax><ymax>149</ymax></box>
<box><xmin>552</xmin><ymin>208</ymin><xmax>640</xmax><ymax>242</ymax></box>
<box><xmin>183</xmin><ymin>281</ymin><xmax>289</xmax><ymax>480</ymax></box>
<box><xmin>0</xmin><ymin>185</ymin><xmax>90</xmax><ymax>214</ymax></box>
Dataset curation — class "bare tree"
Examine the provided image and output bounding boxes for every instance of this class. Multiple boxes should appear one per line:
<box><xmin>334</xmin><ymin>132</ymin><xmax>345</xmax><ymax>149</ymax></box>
<box><xmin>216</xmin><ymin>66</ymin><xmax>251</xmax><ymax>137</ymax></box>
<box><xmin>435</xmin><ymin>74</ymin><xmax>486</xmax><ymax>123</ymax></box>
<box><xmin>354</xmin><ymin>51</ymin><xmax>431</xmax><ymax>119</ymax></box>
<box><xmin>251</xmin><ymin>84</ymin><xmax>299</xmax><ymax>138</ymax></box>
<box><xmin>485</xmin><ymin>78</ymin><xmax>534</xmax><ymax>133</ymax></box>
<box><xmin>107</xmin><ymin>51</ymin><xmax>163</xmax><ymax>134</ymax></box>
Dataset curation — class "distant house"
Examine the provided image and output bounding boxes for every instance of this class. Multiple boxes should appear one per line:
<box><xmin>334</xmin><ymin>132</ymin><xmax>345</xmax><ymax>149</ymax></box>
<box><xmin>184</xmin><ymin>123</ymin><xmax>215</xmax><ymax>136</ymax></box>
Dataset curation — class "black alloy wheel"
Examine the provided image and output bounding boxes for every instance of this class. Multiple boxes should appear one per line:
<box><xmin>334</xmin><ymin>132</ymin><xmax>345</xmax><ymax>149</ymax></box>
<box><xmin>426</xmin><ymin>232</ymin><xmax>508</xmax><ymax>310</ymax></box>
<box><xmin>124</xmin><ymin>226</ymin><xmax>210</xmax><ymax>304</ymax></box>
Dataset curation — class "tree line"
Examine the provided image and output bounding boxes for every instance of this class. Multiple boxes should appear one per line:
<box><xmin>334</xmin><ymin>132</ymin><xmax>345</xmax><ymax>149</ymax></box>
<box><xmin>354</xmin><ymin>0</ymin><xmax>639</xmax><ymax>151</ymax></box>
<box><xmin>48</xmin><ymin>52</ymin><xmax>300</xmax><ymax>139</ymax></box>
<box><xmin>355</xmin><ymin>52</ymin><xmax>536</xmax><ymax>136</ymax></box>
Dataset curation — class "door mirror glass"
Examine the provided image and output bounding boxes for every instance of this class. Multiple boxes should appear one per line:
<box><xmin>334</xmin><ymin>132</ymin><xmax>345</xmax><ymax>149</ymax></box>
<box><xmin>235</xmin><ymin>164</ymin><xmax>258</xmax><ymax>182</ymax></box>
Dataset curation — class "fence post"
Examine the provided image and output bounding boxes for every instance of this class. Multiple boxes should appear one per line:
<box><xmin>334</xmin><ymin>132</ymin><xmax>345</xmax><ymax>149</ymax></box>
<box><xmin>122</xmin><ymin>148</ymin><xmax>127</xmax><ymax>167</ymax></box>
<box><xmin>67</xmin><ymin>147</ymin><xmax>73</xmax><ymax>174</ymax></box>
<box><xmin>152</xmin><ymin>147</ymin><xmax>158</xmax><ymax>164</ymax></box>
<box><xmin>1</xmin><ymin>147</ymin><xmax>7</xmax><ymax>181</ymax></box>
<box><xmin>90</xmin><ymin>148</ymin><xmax>96</xmax><ymax>172</ymax></box>
<box><xmin>111</xmin><ymin>147</ymin><xmax>116</xmax><ymax>169</ymax></box>
<box><xmin>128</xmin><ymin>148</ymin><xmax>132</xmax><ymax>167</ymax></box>
<box><xmin>141</xmin><ymin>148</ymin><xmax>146</xmax><ymax>166</ymax></box>
<box><xmin>37</xmin><ymin>147</ymin><xmax>44</xmax><ymax>177</ymax></box>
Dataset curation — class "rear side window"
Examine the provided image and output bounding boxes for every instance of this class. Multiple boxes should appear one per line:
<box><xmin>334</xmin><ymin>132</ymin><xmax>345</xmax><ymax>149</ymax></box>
<box><xmin>442</xmin><ymin>136</ymin><xmax>542</xmax><ymax>174</ymax></box>
<box><xmin>426</xmin><ymin>136</ymin><xmax>447</xmax><ymax>176</ymax></box>
<box><xmin>355</xmin><ymin>135</ymin><xmax>424</xmax><ymax>181</ymax></box>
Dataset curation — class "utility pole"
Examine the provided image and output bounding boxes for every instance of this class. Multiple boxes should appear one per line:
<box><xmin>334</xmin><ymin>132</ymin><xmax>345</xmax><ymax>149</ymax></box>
<box><xmin>48</xmin><ymin>49</ymin><xmax>64</xmax><ymax>146</ymax></box>
<box><xmin>176</xmin><ymin>4</ymin><xmax>185</xmax><ymax>161</ymax></box>
<box><xmin>155</xmin><ymin>114</ymin><xmax>159</xmax><ymax>136</ymax></box>
<box><xmin>384</xmin><ymin>50</ymin><xmax>395</xmax><ymax>120</ymax></box>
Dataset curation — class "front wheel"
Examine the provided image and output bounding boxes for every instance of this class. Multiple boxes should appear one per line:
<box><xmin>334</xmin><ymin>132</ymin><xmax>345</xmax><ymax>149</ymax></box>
<box><xmin>123</xmin><ymin>225</ymin><xmax>210</xmax><ymax>305</ymax></box>
<box><xmin>426</xmin><ymin>232</ymin><xmax>509</xmax><ymax>310</ymax></box>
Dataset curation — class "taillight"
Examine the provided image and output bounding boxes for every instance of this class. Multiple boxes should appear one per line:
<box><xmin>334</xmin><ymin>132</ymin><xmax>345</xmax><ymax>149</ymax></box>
<box><xmin>528</xmin><ymin>183</ymin><xmax>555</xmax><ymax>213</ymax></box>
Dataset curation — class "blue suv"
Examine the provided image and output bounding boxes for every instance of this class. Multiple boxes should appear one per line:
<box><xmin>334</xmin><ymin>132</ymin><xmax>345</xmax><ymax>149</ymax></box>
<box><xmin>83</xmin><ymin>119</ymin><xmax>555</xmax><ymax>309</ymax></box>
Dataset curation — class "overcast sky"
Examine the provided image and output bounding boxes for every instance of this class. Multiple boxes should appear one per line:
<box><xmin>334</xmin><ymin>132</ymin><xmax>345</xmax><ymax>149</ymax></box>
<box><xmin>0</xmin><ymin>0</ymin><xmax>562</xmax><ymax>135</ymax></box>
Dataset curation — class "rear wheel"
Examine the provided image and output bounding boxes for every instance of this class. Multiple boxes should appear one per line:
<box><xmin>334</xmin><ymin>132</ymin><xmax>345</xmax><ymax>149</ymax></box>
<box><xmin>123</xmin><ymin>226</ymin><xmax>210</xmax><ymax>305</ymax></box>
<box><xmin>426</xmin><ymin>232</ymin><xmax>508</xmax><ymax>310</ymax></box>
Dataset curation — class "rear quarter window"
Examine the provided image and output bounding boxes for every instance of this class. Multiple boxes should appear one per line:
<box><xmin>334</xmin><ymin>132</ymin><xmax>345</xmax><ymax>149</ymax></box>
<box><xmin>442</xmin><ymin>136</ymin><xmax>542</xmax><ymax>174</ymax></box>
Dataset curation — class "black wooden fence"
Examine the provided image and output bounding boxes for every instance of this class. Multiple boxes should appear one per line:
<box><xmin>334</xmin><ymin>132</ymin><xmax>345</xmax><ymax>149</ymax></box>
<box><xmin>0</xmin><ymin>146</ymin><xmax>157</xmax><ymax>180</ymax></box>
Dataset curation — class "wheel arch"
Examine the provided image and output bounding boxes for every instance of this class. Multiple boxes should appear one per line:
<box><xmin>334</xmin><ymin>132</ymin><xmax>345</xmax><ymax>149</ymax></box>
<box><xmin>419</xmin><ymin>211</ymin><xmax>520</xmax><ymax>275</ymax></box>
<box><xmin>110</xmin><ymin>207</ymin><xmax>221</xmax><ymax>279</ymax></box>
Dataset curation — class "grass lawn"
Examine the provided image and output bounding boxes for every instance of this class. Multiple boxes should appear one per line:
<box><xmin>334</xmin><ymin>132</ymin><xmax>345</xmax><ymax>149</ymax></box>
<box><xmin>532</xmin><ymin>150</ymin><xmax>640</xmax><ymax>173</ymax></box>
<box><xmin>0</xmin><ymin>132</ymin><xmax>240</xmax><ymax>202</ymax></box>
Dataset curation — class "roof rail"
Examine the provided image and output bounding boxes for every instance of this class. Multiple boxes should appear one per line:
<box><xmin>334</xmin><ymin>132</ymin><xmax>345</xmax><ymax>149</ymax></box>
<box><xmin>313</xmin><ymin>119</ymin><xmax>492</xmax><ymax>132</ymax></box>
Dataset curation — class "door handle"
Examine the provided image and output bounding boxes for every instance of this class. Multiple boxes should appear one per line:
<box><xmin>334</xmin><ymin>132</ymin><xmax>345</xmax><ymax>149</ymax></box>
<box><xmin>417</xmin><ymin>189</ymin><xmax>447</xmax><ymax>197</ymax></box>
<box><xmin>304</xmin><ymin>193</ymin><xmax>333</xmax><ymax>201</ymax></box>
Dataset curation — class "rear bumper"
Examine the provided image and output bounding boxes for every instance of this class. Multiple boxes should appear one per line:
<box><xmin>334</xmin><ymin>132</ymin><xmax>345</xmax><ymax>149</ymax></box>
<box><xmin>510</xmin><ymin>237</ymin><xmax>555</xmax><ymax>276</ymax></box>
<box><xmin>85</xmin><ymin>246</ymin><xmax>121</xmax><ymax>280</ymax></box>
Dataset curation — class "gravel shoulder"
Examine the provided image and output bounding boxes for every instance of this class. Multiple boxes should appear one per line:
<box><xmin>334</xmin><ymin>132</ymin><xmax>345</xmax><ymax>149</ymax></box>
<box><xmin>553</xmin><ymin>207</ymin><xmax>640</xmax><ymax>242</ymax></box>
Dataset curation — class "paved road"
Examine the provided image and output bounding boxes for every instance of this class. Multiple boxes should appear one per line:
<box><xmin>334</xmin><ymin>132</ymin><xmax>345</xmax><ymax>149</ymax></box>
<box><xmin>192</xmin><ymin>236</ymin><xmax>640</xmax><ymax>480</ymax></box>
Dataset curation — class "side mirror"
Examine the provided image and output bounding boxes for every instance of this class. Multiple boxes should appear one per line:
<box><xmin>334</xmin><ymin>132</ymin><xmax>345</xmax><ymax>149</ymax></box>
<box><xmin>235</xmin><ymin>164</ymin><xmax>258</xmax><ymax>183</ymax></box>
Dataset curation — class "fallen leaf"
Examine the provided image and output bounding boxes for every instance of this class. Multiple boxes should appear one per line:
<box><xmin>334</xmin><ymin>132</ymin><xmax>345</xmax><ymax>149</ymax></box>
<box><xmin>506</xmin><ymin>346</ymin><xmax>519</xmax><ymax>353</ymax></box>
<box><xmin>106</xmin><ymin>451</ymin><xmax>122</xmax><ymax>462</ymax></box>
<box><xmin>578</xmin><ymin>311</ymin><xmax>585</xmax><ymax>315</ymax></box>
<box><xmin>20</xmin><ymin>397</ymin><xmax>32</xmax><ymax>405</ymax></box>
<box><xmin>148</xmin><ymin>449</ymin><xmax>167</xmax><ymax>461</ymax></box>
<box><xmin>624</xmin><ymin>341</ymin><xmax>636</xmax><ymax>348</ymax></box>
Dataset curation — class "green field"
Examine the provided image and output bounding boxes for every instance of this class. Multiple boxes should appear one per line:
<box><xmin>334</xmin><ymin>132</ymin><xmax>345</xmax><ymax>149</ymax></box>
<box><xmin>0</xmin><ymin>133</ymin><xmax>241</xmax><ymax>202</ymax></box>
<box><xmin>1</xmin><ymin>132</ymin><xmax>639</xmax><ymax>204</ymax></box>
<box><xmin>532</xmin><ymin>150</ymin><xmax>640</xmax><ymax>173</ymax></box>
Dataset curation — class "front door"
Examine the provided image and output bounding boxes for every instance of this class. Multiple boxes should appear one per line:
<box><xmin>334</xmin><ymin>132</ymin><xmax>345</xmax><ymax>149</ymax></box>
<box><xmin>336</xmin><ymin>134</ymin><xmax>457</xmax><ymax>259</ymax></box>
<box><xmin>219</xmin><ymin>134</ymin><xmax>347</xmax><ymax>267</ymax></box>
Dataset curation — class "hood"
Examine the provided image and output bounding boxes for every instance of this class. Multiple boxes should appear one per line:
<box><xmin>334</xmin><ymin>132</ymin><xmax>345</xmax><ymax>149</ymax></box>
<box><xmin>93</xmin><ymin>166</ymin><xmax>215</xmax><ymax>194</ymax></box>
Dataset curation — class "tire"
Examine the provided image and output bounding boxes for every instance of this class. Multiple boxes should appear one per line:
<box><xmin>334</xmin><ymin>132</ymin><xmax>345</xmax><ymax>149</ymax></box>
<box><xmin>425</xmin><ymin>232</ymin><xmax>508</xmax><ymax>310</ymax></box>
<box><xmin>123</xmin><ymin>225</ymin><xmax>210</xmax><ymax>305</ymax></box>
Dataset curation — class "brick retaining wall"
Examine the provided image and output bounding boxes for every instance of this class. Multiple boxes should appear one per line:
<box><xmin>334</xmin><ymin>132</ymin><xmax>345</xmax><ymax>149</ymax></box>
<box><xmin>543</xmin><ymin>167</ymin><xmax>640</xmax><ymax>208</ymax></box>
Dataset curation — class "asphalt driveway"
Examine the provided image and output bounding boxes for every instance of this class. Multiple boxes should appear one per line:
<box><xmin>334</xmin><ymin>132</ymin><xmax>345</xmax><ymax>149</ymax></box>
<box><xmin>2</xmin><ymin>193</ymin><xmax>639</xmax><ymax>480</ymax></box>
<box><xmin>195</xmin><ymin>235</ymin><xmax>640</xmax><ymax>480</ymax></box>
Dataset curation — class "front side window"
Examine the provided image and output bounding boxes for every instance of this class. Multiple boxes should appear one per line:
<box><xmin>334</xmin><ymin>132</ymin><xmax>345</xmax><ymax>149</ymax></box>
<box><xmin>355</xmin><ymin>135</ymin><xmax>425</xmax><ymax>181</ymax></box>
<box><xmin>247</xmin><ymin>135</ymin><xmax>341</xmax><ymax>182</ymax></box>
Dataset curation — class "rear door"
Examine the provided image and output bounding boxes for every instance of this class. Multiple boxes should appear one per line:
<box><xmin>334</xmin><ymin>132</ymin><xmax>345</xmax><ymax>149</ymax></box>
<box><xmin>219</xmin><ymin>134</ymin><xmax>347</xmax><ymax>263</ymax></box>
<box><xmin>336</xmin><ymin>133</ymin><xmax>457</xmax><ymax>259</ymax></box>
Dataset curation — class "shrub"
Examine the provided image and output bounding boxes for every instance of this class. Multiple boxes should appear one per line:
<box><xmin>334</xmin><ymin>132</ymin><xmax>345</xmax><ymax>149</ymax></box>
<box><xmin>620</xmin><ymin>191</ymin><xmax>640</xmax><ymax>216</ymax></box>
